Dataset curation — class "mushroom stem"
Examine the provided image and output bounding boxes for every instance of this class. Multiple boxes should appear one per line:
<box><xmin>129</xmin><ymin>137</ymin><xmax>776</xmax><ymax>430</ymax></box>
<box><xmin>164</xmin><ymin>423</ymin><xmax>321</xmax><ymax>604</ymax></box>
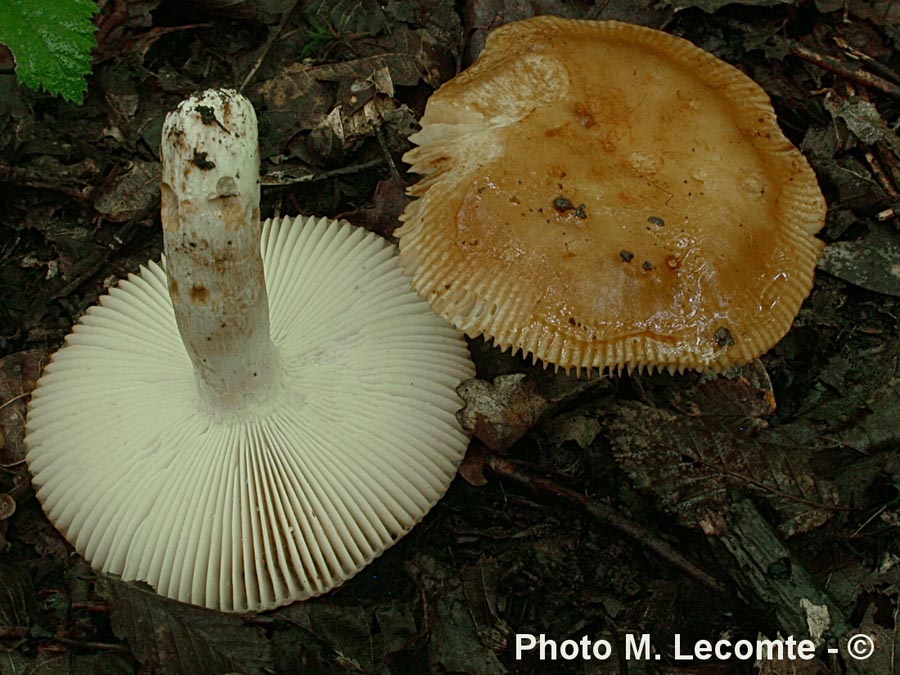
<box><xmin>161</xmin><ymin>89</ymin><xmax>277</xmax><ymax>407</ymax></box>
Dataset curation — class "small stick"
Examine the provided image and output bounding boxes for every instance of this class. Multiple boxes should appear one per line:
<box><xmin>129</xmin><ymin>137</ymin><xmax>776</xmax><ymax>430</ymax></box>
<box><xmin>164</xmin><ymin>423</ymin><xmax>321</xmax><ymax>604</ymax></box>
<box><xmin>833</xmin><ymin>36</ymin><xmax>900</xmax><ymax>86</ymax></box>
<box><xmin>261</xmin><ymin>158</ymin><xmax>385</xmax><ymax>185</ymax></box>
<box><xmin>865</xmin><ymin>149</ymin><xmax>900</xmax><ymax>200</ymax></box>
<box><xmin>239</xmin><ymin>0</ymin><xmax>301</xmax><ymax>92</ymax></box>
<box><xmin>485</xmin><ymin>455</ymin><xmax>727</xmax><ymax>595</ymax></box>
<box><xmin>877</xmin><ymin>204</ymin><xmax>900</xmax><ymax>221</ymax></box>
<box><xmin>787</xmin><ymin>40</ymin><xmax>900</xmax><ymax>99</ymax></box>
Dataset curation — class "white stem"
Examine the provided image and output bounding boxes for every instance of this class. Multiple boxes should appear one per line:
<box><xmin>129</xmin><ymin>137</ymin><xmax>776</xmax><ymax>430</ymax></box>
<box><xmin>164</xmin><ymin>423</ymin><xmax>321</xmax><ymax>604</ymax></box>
<box><xmin>161</xmin><ymin>89</ymin><xmax>276</xmax><ymax>408</ymax></box>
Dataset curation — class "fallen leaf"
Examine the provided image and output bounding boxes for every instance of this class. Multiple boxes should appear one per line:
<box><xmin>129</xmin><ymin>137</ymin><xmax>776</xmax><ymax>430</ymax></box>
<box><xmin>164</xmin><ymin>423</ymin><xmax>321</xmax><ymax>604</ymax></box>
<box><xmin>819</xmin><ymin>225</ymin><xmax>900</xmax><ymax>297</ymax></box>
<box><xmin>0</xmin><ymin>651</ymin><xmax>29</xmax><ymax>675</ymax></box>
<box><xmin>254</xmin><ymin>66</ymin><xmax>333</xmax><ymax>150</ymax></box>
<box><xmin>666</xmin><ymin>361</ymin><xmax>778</xmax><ymax>421</ymax></box>
<box><xmin>841</xmin><ymin>377</ymin><xmax>900</xmax><ymax>451</ymax></box>
<box><xmin>256</xmin><ymin>51</ymin><xmax>428</xmax><ymax>162</ymax></box>
<box><xmin>62</xmin><ymin>653</ymin><xmax>135</xmax><ymax>675</ymax></box>
<box><xmin>838</xmin><ymin>583</ymin><xmax>900</xmax><ymax>675</ymax></box>
<box><xmin>824</xmin><ymin>92</ymin><xmax>900</xmax><ymax>157</ymax></box>
<box><xmin>276</xmin><ymin>602</ymin><xmax>377</xmax><ymax>673</ymax></box>
<box><xmin>0</xmin><ymin>560</ymin><xmax>33</xmax><ymax>650</ymax></box>
<box><xmin>456</xmin><ymin>375</ymin><xmax>549</xmax><ymax>452</ymax></box>
<box><xmin>406</xmin><ymin>554</ymin><xmax>508</xmax><ymax>675</ymax></box>
<box><xmin>663</xmin><ymin>0</ymin><xmax>792</xmax><ymax>12</ymax></box>
<box><xmin>0</xmin><ymin>350</ymin><xmax>50</xmax><ymax>466</ymax></box>
<box><xmin>339</xmin><ymin>177</ymin><xmax>410</xmax><ymax>238</ymax></box>
<box><xmin>543</xmin><ymin>411</ymin><xmax>601</xmax><ymax>450</ymax></box>
<box><xmin>606</xmin><ymin>400</ymin><xmax>840</xmax><ymax>537</ymax></box>
<box><xmin>457</xmin><ymin>442</ymin><xmax>490</xmax><ymax>486</ymax></box>
<box><xmin>308</xmin><ymin>91</ymin><xmax>417</xmax><ymax>160</ymax></box>
<box><xmin>99</xmin><ymin>578</ymin><xmax>273</xmax><ymax>675</ymax></box>
<box><xmin>270</xmin><ymin>595</ymin><xmax>420</xmax><ymax>673</ymax></box>
<box><xmin>304</xmin><ymin>0</ymin><xmax>388</xmax><ymax>37</ymax></box>
<box><xmin>93</xmin><ymin>160</ymin><xmax>161</xmax><ymax>222</ymax></box>
<box><xmin>384</xmin><ymin>0</ymin><xmax>461</xmax><ymax>48</ymax></box>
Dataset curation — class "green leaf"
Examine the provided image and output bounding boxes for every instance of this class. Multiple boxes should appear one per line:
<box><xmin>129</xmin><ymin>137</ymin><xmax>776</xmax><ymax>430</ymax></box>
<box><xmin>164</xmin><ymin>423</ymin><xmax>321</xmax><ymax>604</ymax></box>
<box><xmin>0</xmin><ymin>0</ymin><xmax>98</xmax><ymax>102</ymax></box>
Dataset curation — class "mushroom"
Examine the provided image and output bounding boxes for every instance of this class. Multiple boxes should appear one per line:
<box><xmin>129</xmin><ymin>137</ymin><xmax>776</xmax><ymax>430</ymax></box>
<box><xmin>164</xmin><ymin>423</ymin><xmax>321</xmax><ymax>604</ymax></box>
<box><xmin>25</xmin><ymin>89</ymin><xmax>474</xmax><ymax>612</ymax></box>
<box><xmin>398</xmin><ymin>16</ymin><xmax>826</xmax><ymax>374</ymax></box>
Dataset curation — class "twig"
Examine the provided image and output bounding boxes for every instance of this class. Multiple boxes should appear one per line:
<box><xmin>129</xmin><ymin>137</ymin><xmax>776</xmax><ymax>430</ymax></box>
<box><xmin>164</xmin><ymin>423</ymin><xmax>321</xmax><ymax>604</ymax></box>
<box><xmin>261</xmin><ymin>158</ymin><xmax>385</xmax><ymax>186</ymax></box>
<box><xmin>239</xmin><ymin>0</ymin><xmax>301</xmax><ymax>92</ymax></box>
<box><xmin>50</xmin><ymin>634</ymin><xmax>131</xmax><ymax>653</ymax></box>
<box><xmin>865</xmin><ymin>149</ymin><xmax>900</xmax><ymax>200</ymax></box>
<box><xmin>485</xmin><ymin>455</ymin><xmax>727</xmax><ymax>595</ymax></box>
<box><xmin>877</xmin><ymin>204</ymin><xmax>900</xmax><ymax>221</ymax></box>
<box><xmin>834</xmin><ymin>36</ymin><xmax>900</xmax><ymax>86</ymax></box>
<box><xmin>787</xmin><ymin>40</ymin><xmax>900</xmax><ymax>99</ymax></box>
<box><xmin>0</xmin><ymin>163</ymin><xmax>93</xmax><ymax>201</ymax></box>
<box><xmin>856</xmin><ymin>87</ymin><xmax>900</xmax><ymax>201</ymax></box>
<box><xmin>375</xmin><ymin>126</ymin><xmax>402</xmax><ymax>185</ymax></box>
<box><xmin>0</xmin><ymin>392</ymin><xmax>29</xmax><ymax>412</ymax></box>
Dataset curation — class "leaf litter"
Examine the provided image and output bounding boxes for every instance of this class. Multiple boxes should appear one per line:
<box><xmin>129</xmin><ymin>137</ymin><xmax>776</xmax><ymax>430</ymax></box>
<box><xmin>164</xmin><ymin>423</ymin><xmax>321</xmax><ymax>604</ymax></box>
<box><xmin>99</xmin><ymin>578</ymin><xmax>274</xmax><ymax>675</ymax></box>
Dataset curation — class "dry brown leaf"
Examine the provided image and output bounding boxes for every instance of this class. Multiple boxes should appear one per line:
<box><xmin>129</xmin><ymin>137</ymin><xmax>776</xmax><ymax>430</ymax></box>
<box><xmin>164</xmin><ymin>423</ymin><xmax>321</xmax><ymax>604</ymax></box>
<box><xmin>0</xmin><ymin>350</ymin><xmax>49</xmax><ymax>466</ymax></box>
<box><xmin>305</xmin><ymin>0</ymin><xmax>387</xmax><ymax>36</ymax></box>
<box><xmin>100</xmin><ymin>578</ymin><xmax>273</xmax><ymax>675</ymax></box>
<box><xmin>606</xmin><ymin>400</ymin><xmax>840</xmax><ymax>538</ymax></box>
<box><xmin>254</xmin><ymin>65</ymin><xmax>333</xmax><ymax>145</ymax></box>
<box><xmin>93</xmin><ymin>160</ymin><xmax>162</xmax><ymax>222</ymax></box>
<box><xmin>406</xmin><ymin>554</ymin><xmax>509</xmax><ymax>675</ymax></box>
<box><xmin>820</xmin><ymin>225</ymin><xmax>900</xmax><ymax>297</ymax></box>
<box><xmin>456</xmin><ymin>375</ymin><xmax>549</xmax><ymax>452</ymax></box>
<box><xmin>0</xmin><ymin>559</ymin><xmax>33</xmax><ymax>649</ymax></box>
<box><xmin>256</xmin><ymin>44</ymin><xmax>435</xmax><ymax>134</ymax></box>
<box><xmin>666</xmin><ymin>0</ymin><xmax>793</xmax><ymax>12</ymax></box>
<box><xmin>665</xmin><ymin>360</ymin><xmax>777</xmax><ymax>420</ymax></box>
<box><xmin>308</xmin><ymin>86</ymin><xmax>417</xmax><ymax>159</ymax></box>
<box><xmin>841</xmin><ymin>377</ymin><xmax>900</xmax><ymax>451</ymax></box>
<box><xmin>339</xmin><ymin>177</ymin><xmax>410</xmax><ymax>238</ymax></box>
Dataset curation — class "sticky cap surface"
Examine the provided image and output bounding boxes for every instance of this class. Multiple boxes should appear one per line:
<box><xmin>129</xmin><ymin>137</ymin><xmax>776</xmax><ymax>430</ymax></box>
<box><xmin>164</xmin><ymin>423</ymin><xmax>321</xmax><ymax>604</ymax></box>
<box><xmin>398</xmin><ymin>16</ymin><xmax>826</xmax><ymax>373</ymax></box>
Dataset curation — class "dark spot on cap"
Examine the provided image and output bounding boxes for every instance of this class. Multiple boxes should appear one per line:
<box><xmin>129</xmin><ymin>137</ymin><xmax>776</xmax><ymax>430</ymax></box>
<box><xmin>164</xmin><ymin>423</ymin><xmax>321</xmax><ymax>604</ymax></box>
<box><xmin>553</xmin><ymin>197</ymin><xmax>575</xmax><ymax>212</ymax></box>
<box><xmin>648</xmin><ymin>216</ymin><xmax>665</xmax><ymax>226</ymax></box>
<box><xmin>619</xmin><ymin>250</ymin><xmax>634</xmax><ymax>262</ymax></box>
<box><xmin>642</xmin><ymin>261</ymin><xmax>654</xmax><ymax>271</ymax></box>
<box><xmin>715</xmin><ymin>327</ymin><xmax>735</xmax><ymax>347</ymax></box>
<box><xmin>574</xmin><ymin>203</ymin><xmax>587</xmax><ymax>219</ymax></box>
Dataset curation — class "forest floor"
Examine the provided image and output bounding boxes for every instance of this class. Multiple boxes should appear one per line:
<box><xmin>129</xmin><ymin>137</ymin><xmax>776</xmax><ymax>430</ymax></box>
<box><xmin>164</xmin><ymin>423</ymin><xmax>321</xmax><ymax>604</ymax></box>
<box><xmin>1</xmin><ymin>0</ymin><xmax>899</xmax><ymax>674</ymax></box>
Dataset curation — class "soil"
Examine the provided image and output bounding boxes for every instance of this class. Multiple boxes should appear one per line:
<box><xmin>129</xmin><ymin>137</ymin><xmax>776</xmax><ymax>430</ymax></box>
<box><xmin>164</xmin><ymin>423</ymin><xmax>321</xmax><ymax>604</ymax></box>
<box><xmin>0</xmin><ymin>1</ymin><xmax>899</xmax><ymax>674</ymax></box>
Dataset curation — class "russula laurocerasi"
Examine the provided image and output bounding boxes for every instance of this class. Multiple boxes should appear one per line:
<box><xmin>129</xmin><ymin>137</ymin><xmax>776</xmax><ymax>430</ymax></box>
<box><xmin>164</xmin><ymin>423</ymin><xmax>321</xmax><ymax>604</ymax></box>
<box><xmin>25</xmin><ymin>89</ymin><xmax>474</xmax><ymax>612</ymax></box>
<box><xmin>398</xmin><ymin>16</ymin><xmax>826</xmax><ymax>374</ymax></box>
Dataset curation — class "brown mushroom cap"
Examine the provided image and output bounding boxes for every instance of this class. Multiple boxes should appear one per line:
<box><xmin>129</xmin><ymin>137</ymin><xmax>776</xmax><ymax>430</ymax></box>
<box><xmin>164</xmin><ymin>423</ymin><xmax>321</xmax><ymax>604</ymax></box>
<box><xmin>398</xmin><ymin>16</ymin><xmax>826</xmax><ymax>373</ymax></box>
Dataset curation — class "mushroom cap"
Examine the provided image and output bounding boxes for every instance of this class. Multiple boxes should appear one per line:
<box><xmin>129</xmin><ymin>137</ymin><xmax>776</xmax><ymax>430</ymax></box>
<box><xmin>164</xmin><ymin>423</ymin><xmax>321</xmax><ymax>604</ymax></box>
<box><xmin>26</xmin><ymin>215</ymin><xmax>474</xmax><ymax>612</ymax></box>
<box><xmin>398</xmin><ymin>16</ymin><xmax>826</xmax><ymax>373</ymax></box>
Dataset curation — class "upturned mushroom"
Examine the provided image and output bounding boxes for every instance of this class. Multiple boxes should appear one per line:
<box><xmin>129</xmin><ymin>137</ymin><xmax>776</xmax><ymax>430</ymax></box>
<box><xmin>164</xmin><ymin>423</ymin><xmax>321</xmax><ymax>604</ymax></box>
<box><xmin>26</xmin><ymin>89</ymin><xmax>474</xmax><ymax>612</ymax></box>
<box><xmin>398</xmin><ymin>16</ymin><xmax>826</xmax><ymax>374</ymax></box>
